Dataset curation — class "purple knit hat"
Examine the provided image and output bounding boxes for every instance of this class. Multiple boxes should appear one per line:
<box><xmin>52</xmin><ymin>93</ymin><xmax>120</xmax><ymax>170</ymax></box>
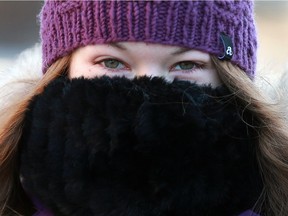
<box><xmin>40</xmin><ymin>0</ymin><xmax>257</xmax><ymax>77</ymax></box>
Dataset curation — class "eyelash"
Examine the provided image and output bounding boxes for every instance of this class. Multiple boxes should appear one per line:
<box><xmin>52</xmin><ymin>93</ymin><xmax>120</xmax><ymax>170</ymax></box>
<box><xmin>94</xmin><ymin>58</ymin><xmax>129</xmax><ymax>72</ymax></box>
<box><xmin>95</xmin><ymin>58</ymin><xmax>204</xmax><ymax>73</ymax></box>
<box><xmin>170</xmin><ymin>61</ymin><xmax>204</xmax><ymax>72</ymax></box>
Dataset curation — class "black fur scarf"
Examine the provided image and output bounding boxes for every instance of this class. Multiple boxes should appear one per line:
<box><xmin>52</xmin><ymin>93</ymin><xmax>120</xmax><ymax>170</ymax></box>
<box><xmin>20</xmin><ymin>76</ymin><xmax>262</xmax><ymax>216</ymax></box>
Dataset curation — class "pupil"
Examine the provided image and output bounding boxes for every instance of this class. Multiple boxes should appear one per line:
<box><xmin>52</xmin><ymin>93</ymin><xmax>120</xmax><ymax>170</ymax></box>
<box><xmin>179</xmin><ymin>62</ymin><xmax>194</xmax><ymax>70</ymax></box>
<box><xmin>104</xmin><ymin>60</ymin><xmax>119</xmax><ymax>68</ymax></box>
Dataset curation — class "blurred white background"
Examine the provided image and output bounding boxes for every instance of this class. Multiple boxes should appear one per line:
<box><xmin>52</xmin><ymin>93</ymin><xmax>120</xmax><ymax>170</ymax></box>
<box><xmin>255</xmin><ymin>1</ymin><xmax>288</xmax><ymax>79</ymax></box>
<box><xmin>0</xmin><ymin>1</ymin><xmax>288</xmax><ymax>79</ymax></box>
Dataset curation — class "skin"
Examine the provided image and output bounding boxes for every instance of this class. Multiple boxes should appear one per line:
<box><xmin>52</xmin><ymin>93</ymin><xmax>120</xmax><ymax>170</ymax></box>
<box><xmin>70</xmin><ymin>42</ymin><xmax>221</xmax><ymax>87</ymax></box>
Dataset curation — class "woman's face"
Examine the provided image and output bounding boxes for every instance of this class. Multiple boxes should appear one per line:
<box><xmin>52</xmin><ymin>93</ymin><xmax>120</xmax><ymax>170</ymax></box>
<box><xmin>70</xmin><ymin>42</ymin><xmax>221</xmax><ymax>87</ymax></box>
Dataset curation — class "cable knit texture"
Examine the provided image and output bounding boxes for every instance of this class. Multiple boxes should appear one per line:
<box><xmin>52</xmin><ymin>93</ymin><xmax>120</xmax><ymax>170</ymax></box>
<box><xmin>40</xmin><ymin>0</ymin><xmax>257</xmax><ymax>76</ymax></box>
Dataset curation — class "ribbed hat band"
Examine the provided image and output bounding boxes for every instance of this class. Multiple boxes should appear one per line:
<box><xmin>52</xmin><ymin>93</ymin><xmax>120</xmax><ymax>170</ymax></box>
<box><xmin>40</xmin><ymin>1</ymin><xmax>257</xmax><ymax>77</ymax></box>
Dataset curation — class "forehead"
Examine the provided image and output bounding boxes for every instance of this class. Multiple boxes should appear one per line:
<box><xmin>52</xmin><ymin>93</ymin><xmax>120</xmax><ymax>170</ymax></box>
<box><xmin>73</xmin><ymin>42</ymin><xmax>210</xmax><ymax>61</ymax></box>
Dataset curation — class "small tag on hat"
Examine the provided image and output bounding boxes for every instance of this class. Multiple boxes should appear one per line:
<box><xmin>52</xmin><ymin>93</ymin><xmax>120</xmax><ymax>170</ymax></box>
<box><xmin>218</xmin><ymin>33</ymin><xmax>234</xmax><ymax>60</ymax></box>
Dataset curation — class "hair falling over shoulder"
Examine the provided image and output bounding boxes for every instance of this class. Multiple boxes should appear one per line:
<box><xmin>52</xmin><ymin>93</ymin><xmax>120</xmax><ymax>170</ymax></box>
<box><xmin>211</xmin><ymin>56</ymin><xmax>288</xmax><ymax>216</ymax></box>
<box><xmin>0</xmin><ymin>56</ymin><xmax>70</xmax><ymax>216</ymax></box>
<box><xmin>1</xmin><ymin>55</ymin><xmax>288</xmax><ymax>215</ymax></box>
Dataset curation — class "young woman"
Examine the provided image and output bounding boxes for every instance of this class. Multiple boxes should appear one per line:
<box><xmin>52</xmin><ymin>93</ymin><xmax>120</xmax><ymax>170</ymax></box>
<box><xmin>1</xmin><ymin>1</ymin><xmax>288</xmax><ymax>216</ymax></box>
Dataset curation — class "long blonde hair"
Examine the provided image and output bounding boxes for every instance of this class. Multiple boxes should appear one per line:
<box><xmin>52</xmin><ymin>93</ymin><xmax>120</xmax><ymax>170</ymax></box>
<box><xmin>0</xmin><ymin>56</ymin><xmax>70</xmax><ymax>216</ymax></box>
<box><xmin>1</xmin><ymin>55</ymin><xmax>288</xmax><ymax>215</ymax></box>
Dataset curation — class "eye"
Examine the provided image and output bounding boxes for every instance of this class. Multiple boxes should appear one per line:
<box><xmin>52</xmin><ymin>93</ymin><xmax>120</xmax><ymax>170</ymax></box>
<box><xmin>173</xmin><ymin>61</ymin><xmax>198</xmax><ymax>70</ymax></box>
<box><xmin>93</xmin><ymin>57</ymin><xmax>132</xmax><ymax>77</ymax></box>
<box><xmin>101</xmin><ymin>59</ymin><xmax>126</xmax><ymax>69</ymax></box>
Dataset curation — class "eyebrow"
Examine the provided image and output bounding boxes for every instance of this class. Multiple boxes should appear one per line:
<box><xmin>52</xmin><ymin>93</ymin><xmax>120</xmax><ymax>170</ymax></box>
<box><xmin>109</xmin><ymin>43</ymin><xmax>127</xmax><ymax>50</ymax></box>
<box><xmin>170</xmin><ymin>47</ymin><xmax>192</xmax><ymax>55</ymax></box>
<box><xmin>109</xmin><ymin>42</ymin><xmax>193</xmax><ymax>55</ymax></box>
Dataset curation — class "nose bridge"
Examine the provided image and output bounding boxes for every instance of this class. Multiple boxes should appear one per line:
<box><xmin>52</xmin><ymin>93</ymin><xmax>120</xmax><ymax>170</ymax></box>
<box><xmin>135</xmin><ymin>64</ymin><xmax>166</xmax><ymax>78</ymax></box>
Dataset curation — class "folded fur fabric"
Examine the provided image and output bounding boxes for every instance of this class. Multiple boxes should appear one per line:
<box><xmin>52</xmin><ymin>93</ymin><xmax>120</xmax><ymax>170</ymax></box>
<box><xmin>20</xmin><ymin>76</ymin><xmax>262</xmax><ymax>216</ymax></box>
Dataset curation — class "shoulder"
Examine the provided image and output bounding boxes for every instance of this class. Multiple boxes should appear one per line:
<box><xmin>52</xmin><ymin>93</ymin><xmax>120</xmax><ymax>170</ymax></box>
<box><xmin>278</xmin><ymin>67</ymin><xmax>288</xmax><ymax>96</ymax></box>
<box><xmin>0</xmin><ymin>43</ymin><xmax>42</xmax><ymax>86</ymax></box>
<box><xmin>0</xmin><ymin>44</ymin><xmax>42</xmax><ymax>111</ymax></box>
<box><xmin>278</xmin><ymin>68</ymin><xmax>288</xmax><ymax>116</ymax></box>
<box><xmin>256</xmin><ymin>65</ymin><xmax>288</xmax><ymax>122</ymax></box>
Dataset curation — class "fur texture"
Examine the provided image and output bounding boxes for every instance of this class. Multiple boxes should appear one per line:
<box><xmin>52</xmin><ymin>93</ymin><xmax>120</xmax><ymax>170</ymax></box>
<box><xmin>277</xmin><ymin>70</ymin><xmax>288</xmax><ymax>124</ymax></box>
<box><xmin>20</xmin><ymin>76</ymin><xmax>262</xmax><ymax>216</ymax></box>
<box><xmin>0</xmin><ymin>44</ymin><xmax>42</xmax><ymax>124</ymax></box>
